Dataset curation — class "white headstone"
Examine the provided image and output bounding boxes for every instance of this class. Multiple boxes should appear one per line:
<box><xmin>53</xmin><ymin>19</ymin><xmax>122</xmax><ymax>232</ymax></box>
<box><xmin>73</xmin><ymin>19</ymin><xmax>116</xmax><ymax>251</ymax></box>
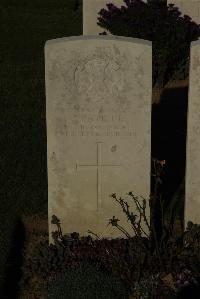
<box><xmin>168</xmin><ymin>1</ymin><xmax>200</xmax><ymax>24</ymax></box>
<box><xmin>45</xmin><ymin>36</ymin><xmax>152</xmax><ymax>242</ymax></box>
<box><xmin>83</xmin><ymin>0</ymin><xmax>124</xmax><ymax>35</ymax></box>
<box><xmin>185</xmin><ymin>40</ymin><xmax>200</xmax><ymax>225</ymax></box>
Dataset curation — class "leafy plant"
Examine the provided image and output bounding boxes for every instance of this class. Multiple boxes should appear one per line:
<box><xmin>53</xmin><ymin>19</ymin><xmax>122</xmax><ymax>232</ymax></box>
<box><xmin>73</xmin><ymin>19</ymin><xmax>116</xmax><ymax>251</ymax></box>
<box><xmin>109</xmin><ymin>192</ymin><xmax>150</xmax><ymax>238</ymax></box>
<box><xmin>22</xmin><ymin>156</ymin><xmax>200</xmax><ymax>298</ymax></box>
<box><xmin>25</xmin><ymin>240</ymin><xmax>67</xmax><ymax>278</ymax></box>
<box><xmin>23</xmin><ymin>212</ymin><xmax>200</xmax><ymax>298</ymax></box>
<box><xmin>175</xmin><ymin>268</ymin><xmax>200</xmax><ymax>299</ymax></box>
<box><xmin>183</xmin><ymin>222</ymin><xmax>200</xmax><ymax>253</ymax></box>
<box><xmin>48</xmin><ymin>262</ymin><xmax>129</xmax><ymax>299</ymax></box>
<box><xmin>133</xmin><ymin>274</ymin><xmax>160</xmax><ymax>299</ymax></box>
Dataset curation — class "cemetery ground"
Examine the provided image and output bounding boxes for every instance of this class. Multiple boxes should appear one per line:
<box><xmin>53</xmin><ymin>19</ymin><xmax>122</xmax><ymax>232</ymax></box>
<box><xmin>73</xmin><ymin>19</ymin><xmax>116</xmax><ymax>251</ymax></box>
<box><xmin>1</xmin><ymin>1</ymin><xmax>200</xmax><ymax>298</ymax></box>
<box><xmin>4</xmin><ymin>67</ymin><xmax>200</xmax><ymax>298</ymax></box>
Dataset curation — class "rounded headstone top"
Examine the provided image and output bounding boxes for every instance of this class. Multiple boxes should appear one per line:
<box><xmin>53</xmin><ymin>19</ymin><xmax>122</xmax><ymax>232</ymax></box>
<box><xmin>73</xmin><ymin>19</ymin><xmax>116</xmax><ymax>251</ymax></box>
<box><xmin>45</xmin><ymin>35</ymin><xmax>152</xmax><ymax>48</ymax></box>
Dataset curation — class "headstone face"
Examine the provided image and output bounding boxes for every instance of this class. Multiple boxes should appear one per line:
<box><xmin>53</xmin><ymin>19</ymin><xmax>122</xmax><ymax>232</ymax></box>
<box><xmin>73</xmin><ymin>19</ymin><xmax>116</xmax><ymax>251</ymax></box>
<box><xmin>168</xmin><ymin>1</ymin><xmax>200</xmax><ymax>24</ymax></box>
<box><xmin>45</xmin><ymin>36</ymin><xmax>152</xmax><ymax>242</ymax></box>
<box><xmin>83</xmin><ymin>0</ymin><xmax>124</xmax><ymax>35</ymax></box>
<box><xmin>185</xmin><ymin>40</ymin><xmax>200</xmax><ymax>225</ymax></box>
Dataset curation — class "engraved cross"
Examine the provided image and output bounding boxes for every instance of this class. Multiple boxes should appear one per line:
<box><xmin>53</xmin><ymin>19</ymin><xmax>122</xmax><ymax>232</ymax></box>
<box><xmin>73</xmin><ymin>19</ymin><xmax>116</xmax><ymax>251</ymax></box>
<box><xmin>76</xmin><ymin>142</ymin><xmax>121</xmax><ymax>211</ymax></box>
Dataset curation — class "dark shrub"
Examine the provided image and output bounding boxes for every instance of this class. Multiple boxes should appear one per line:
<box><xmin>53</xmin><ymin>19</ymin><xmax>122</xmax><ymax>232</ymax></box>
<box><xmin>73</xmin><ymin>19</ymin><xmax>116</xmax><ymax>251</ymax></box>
<box><xmin>97</xmin><ymin>0</ymin><xmax>200</xmax><ymax>89</ymax></box>
<box><xmin>48</xmin><ymin>262</ymin><xmax>129</xmax><ymax>299</ymax></box>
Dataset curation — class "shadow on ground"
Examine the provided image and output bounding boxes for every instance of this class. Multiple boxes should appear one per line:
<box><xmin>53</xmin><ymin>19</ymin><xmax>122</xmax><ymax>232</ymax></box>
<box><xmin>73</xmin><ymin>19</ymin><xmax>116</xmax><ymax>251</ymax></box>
<box><xmin>2</xmin><ymin>219</ymin><xmax>26</xmax><ymax>299</ymax></box>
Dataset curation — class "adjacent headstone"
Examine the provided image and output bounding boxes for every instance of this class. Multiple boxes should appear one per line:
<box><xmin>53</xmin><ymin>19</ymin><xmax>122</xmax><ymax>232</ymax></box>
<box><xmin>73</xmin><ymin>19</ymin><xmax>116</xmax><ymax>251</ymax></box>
<box><xmin>185</xmin><ymin>40</ymin><xmax>200</xmax><ymax>225</ymax></box>
<box><xmin>45</xmin><ymin>36</ymin><xmax>152</xmax><ymax>242</ymax></box>
<box><xmin>83</xmin><ymin>0</ymin><xmax>123</xmax><ymax>35</ymax></box>
<box><xmin>83</xmin><ymin>0</ymin><xmax>124</xmax><ymax>35</ymax></box>
<box><xmin>168</xmin><ymin>1</ymin><xmax>200</xmax><ymax>24</ymax></box>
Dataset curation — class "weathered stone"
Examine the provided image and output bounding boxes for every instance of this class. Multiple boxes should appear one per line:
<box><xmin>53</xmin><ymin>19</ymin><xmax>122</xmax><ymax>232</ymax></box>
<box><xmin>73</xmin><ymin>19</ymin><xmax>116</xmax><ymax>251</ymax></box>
<box><xmin>185</xmin><ymin>40</ymin><xmax>200</xmax><ymax>225</ymax></box>
<box><xmin>45</xmin><ymin>36</ymin><xmax>152</xmax><ymax>242</ymax></box>
<box><xmin>168</xmin><ymin>0</ymin><xmax>200</xmax><ymax>24</ymax></box>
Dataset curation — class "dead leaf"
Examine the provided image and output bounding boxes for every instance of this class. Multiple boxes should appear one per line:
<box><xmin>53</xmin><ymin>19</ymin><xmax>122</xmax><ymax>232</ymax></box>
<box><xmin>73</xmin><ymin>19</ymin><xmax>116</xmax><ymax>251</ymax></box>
<box><xmin>161</xmin><ymin>273</ymin><xmax>176</xmax><ymax>290</ymax></box>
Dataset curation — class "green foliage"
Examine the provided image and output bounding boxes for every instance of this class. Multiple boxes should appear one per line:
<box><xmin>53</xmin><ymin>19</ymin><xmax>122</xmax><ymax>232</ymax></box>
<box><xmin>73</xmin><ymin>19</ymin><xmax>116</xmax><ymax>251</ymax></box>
<box><xmin>28</xmin><ymin>241</ymin><xmax>66</xmax><ymax>277</ymax></box>
<box><xmin>22</xmin><ymin>212</ymin><xmax>200</xmax><ymax>298</ymax></box>
<box><xmin>133</xmin><ymin>274</ymin><xmax>160</xmax><ymax>299</ymax></box>
<box><xmin>175</xmin><ymin>268</ymin><xmax>200</xmax><ymax>297</ymax></box>
<box><xmin>48</xmin><ymin>262</ymin><xmax>129</xmax><ymax>299</ymax></box>
<box><xmin>24</xmin><ymin>155</ymin><xmax>200</xmax><ymax>297</ymax></box>
<box><xmin>181</xmin><ymin>222</ymin><xmax>200</xmax><ymax>273</ymax></box>
<box><xmin>97</xmin><ymin>0</ymin><xmax>200</xmax><ymax>88</ymax></box>
<box><xmin>183</xmin><ymin>221</ymin><xmax>200</xmax><ymax>253</ymax></box>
